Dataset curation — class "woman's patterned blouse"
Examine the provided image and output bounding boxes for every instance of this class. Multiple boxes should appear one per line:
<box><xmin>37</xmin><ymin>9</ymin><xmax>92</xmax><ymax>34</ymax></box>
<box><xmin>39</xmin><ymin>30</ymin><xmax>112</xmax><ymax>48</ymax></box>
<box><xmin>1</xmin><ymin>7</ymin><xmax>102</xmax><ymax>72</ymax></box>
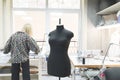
<box><xmin>3</xmin><ymin>31</ymin><xmax>40</xmax><ymax>63</ymax></box>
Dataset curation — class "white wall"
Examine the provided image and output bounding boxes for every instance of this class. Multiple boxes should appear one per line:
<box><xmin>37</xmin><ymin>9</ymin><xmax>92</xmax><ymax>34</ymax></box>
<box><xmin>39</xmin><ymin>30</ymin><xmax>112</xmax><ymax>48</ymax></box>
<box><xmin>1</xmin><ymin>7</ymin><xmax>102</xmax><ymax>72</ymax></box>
<box><xmin>87</xmin><ymin>0</ymin><xmax>102</xmax><ymax>51</ymax></box>
<box><xmin>87</xmin><ymin>0</ymin><xmax>120</xmax><ymax>55</ymax></box>
<box><xmin>87</xmin><ymin>19</ymin><xmax>102</xmax><ymax>50</ymax></box>
<box><xmin>87</xmin><ymin>18</ymin><xmax>113</xmax><ymax>55</ymax></box>
<box><xmin>0</xmin><ymin>0</ymin><xmax>12</xmax><ymax>49</ymax></box>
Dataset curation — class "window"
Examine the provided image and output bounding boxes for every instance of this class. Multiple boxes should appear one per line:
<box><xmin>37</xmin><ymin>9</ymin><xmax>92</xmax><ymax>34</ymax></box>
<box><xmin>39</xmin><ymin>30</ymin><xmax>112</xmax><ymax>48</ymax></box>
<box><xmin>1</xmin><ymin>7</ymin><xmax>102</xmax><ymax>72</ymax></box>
<box><xmin>12</xmin><ymin>0</ymin><xmax>80</xmax><ymax>42</ymax></box>
<box><xmin>13</xmin><ymin>11</ymin><xmax>45</xmax><ymax>40</ymax></box>
<box><xmin>48</xmin><ymin>0</ymin><xmax>80</xmax><ymax>9</ymax></box>
<box><xmin>13</xmin><ymin>0</ymin><xmax>46</xmax><ymax>8</ymax></box>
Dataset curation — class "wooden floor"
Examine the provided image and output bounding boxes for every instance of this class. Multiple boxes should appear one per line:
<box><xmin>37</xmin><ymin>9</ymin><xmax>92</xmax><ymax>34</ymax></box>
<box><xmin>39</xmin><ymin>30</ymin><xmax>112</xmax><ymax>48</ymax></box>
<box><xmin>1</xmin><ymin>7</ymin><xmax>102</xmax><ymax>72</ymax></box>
<box><xmin>0</xmin><ymin>74</ymin><xmax>87</xmax><ymax>80</ymax></box>
<box><xmin>41</xmin><ymin>75</ymin><xmax>86</xmax><ymax>80</ymax></box>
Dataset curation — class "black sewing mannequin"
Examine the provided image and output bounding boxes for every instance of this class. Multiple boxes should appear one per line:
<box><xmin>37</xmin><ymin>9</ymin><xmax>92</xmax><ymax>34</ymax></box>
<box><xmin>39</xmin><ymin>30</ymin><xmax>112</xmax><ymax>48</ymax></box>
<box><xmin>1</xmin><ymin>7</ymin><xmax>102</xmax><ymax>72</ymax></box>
<box><xmin>47</xmin><ymin>19</ymin><xmax>74</xmax><ymax>80</ymax></box>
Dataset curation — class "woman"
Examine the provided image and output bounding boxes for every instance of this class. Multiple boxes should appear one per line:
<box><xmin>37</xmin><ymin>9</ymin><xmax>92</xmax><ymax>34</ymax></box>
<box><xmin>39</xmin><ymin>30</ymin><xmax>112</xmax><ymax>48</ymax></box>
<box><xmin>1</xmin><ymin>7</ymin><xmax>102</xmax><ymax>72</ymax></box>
<box><xmin>3</xmin><ymin>24</ymin><xmax>40</xmax><ymax>80</ymax></box>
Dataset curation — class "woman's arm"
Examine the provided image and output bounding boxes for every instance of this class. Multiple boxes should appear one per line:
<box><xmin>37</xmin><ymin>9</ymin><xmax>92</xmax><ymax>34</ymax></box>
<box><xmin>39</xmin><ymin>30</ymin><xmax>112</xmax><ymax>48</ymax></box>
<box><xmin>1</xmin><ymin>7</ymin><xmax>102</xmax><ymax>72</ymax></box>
<box><xmin>3</xmin><ymin>37</ymin><xmax>12</xmax><ymax>54</ymax></box>
<box><xmin>27</xmin><ymin>36</ymin><xmax>40</xmax><ymax>54</ymax></box>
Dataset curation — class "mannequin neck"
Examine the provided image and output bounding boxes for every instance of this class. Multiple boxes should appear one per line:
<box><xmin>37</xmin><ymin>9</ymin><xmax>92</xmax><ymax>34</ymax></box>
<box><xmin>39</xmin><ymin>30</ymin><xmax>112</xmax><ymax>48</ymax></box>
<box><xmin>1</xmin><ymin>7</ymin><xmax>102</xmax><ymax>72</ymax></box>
<box><xmin>56</xmin><ymin>25</ymin><xmax>64</xmax><ymax>31</ymax></box>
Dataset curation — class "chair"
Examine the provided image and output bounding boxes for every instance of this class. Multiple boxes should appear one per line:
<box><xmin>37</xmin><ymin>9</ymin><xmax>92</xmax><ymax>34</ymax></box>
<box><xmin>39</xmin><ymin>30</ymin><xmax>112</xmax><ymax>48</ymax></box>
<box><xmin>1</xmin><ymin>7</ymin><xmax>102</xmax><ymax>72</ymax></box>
<box><xmin>104</xmin><ymin>67</ymin><xmax>120</xmax><ymax>80</ymax></box>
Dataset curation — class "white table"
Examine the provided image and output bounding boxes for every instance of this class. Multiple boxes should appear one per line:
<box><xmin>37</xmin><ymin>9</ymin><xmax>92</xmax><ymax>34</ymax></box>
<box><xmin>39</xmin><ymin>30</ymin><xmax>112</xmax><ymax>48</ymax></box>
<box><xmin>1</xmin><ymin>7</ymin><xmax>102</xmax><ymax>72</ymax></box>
<box><xmin>70</xmin><ymin>56</ymin><xmax>120</xmax><ymax>80</ymax></box>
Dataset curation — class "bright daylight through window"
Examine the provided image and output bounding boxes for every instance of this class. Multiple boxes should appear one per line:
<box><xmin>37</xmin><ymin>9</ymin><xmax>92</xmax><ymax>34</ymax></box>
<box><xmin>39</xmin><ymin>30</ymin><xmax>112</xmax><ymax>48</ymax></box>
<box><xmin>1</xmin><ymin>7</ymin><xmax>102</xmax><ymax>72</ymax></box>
<box><xmin>13</xmin><ymin>0</ymin><xmax>80</xmax><ymax>43</ymax></box>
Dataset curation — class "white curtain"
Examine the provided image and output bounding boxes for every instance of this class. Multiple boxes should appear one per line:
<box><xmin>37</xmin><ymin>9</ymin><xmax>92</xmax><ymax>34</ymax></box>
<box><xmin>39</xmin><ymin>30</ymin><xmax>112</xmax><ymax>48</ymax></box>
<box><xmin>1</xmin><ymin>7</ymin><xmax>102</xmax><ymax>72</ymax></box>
<box><xmin>0</xmin><ymin>0</ymin><xmax>12</xmax><ymax>49</ymax></box>
<box><xmin>78</xmin><ymin>0</ymin><xmax>87</xmax><ymax>50</ymax></box>
<box><xmin>0</xmin><ymin>0</ymin><xmax>3</xmax><ymax>49</ymax></box>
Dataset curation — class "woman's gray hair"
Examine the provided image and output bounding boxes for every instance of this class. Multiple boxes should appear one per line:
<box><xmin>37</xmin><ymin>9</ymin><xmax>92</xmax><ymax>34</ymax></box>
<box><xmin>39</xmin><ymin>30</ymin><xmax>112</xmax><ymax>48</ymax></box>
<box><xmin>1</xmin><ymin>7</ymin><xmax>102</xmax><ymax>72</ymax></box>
<box><xmin>22</xmin><ymin>23</ymin><xmax>32</xmax><ymax>35</ymax></box>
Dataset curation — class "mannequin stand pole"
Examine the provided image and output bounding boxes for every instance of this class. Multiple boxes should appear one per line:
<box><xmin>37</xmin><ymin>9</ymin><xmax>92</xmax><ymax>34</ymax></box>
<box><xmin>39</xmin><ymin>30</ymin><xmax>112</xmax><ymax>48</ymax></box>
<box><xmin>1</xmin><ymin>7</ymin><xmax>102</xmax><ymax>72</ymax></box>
<box><xmin>59</xmin><ymin>77</ymin><xmax>61</xmax><ymax>80</ymax></box>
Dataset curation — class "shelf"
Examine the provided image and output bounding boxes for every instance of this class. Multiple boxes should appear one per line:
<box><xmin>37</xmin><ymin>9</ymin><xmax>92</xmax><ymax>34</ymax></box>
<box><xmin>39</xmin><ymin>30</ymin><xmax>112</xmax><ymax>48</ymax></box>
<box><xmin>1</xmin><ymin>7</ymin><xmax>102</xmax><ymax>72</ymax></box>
<box><xmin>96</xmin><ymin>23</ymin><xmax>120</xmax><ymax>29</ymax></box>
<box><xmin>97</xmin><ymin>2</ymin><xmax>120</xmax><ymax>15</ymax></box>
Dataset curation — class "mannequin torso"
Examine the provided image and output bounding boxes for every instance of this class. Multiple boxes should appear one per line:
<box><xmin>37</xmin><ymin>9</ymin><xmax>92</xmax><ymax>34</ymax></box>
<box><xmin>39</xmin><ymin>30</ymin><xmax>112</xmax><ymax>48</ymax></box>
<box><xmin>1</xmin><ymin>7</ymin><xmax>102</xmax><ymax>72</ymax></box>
<box><xmin>47</xmin><ymin>25</ymin><xmax>74</xmax><ymax>77</ymax></box>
